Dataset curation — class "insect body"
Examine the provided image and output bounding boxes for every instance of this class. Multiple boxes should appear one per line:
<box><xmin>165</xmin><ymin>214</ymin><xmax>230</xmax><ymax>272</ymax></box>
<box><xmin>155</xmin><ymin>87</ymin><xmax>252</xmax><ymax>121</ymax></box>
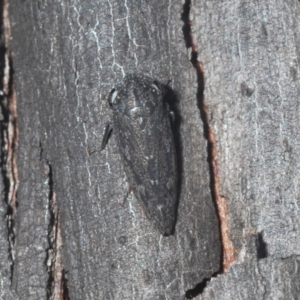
<box><xmin>103</xmin><ymin>73</ymin><xmax>178</xmax><ymax>235</ymax></box>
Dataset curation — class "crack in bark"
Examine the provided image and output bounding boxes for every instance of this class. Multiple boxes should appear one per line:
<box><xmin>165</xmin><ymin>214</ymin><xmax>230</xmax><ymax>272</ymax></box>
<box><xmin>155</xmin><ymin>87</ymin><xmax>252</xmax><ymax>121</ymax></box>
<box><xmin>181</xmin><ymin>0</ymin><xmax>235</xmax><ymax>297</ymax></box>
<box><xmin>45</xmin><ymin>160</ymin><xmax>55</xmax><ymax>299</ymax></box>
<box><xmin>0</xmin><ymin>0</ymin><xmax>19</xmax><ymax>282</ymax></box>
<box><xmin>185</xmin><ymin>271</ymin><xmax>219</xmax><ymax>299</ymax></box>
<box><xmin>41</xmin><ymin>154</ymin><xmax>69</xmax><ymax>300</ymax></box>
<box><xmin>256</xmin><ymin>231</ymin><xmax>268</xmax><ymax>260</ymax></box>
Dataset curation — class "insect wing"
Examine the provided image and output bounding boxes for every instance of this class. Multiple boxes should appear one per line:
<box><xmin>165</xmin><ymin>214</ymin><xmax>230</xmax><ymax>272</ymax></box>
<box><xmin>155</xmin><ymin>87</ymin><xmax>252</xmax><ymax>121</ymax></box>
<box><xmin>115</xmin><ymin>104</ymin><xmax>177</xmax><ymax>235</ymax></box>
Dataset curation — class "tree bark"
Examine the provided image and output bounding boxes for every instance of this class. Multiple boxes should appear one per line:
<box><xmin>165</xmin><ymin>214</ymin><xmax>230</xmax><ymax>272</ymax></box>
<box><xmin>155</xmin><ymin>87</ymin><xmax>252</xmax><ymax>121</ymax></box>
<box><xmin>190</xmin><ymin>0</ymin><xmax>300</xmax><ymax>299</ymax></box>
<box><xmin>0</xmin><ymin>0</ymin><xmax>298</xmax><ymax>299</ymax></box>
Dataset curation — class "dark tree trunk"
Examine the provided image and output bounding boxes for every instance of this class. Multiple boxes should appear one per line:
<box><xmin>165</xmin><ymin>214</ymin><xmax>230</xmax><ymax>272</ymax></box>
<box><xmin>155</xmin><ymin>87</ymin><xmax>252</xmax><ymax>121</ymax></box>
<box><xmin>0</xmin><ymin>0</ymin><xmax>298</xmax><ymax>299</ymax></box>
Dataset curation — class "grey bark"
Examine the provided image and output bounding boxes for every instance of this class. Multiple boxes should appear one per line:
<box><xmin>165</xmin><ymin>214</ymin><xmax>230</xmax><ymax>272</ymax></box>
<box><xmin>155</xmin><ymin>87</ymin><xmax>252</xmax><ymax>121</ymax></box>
<box><xmin>191</xmin><ymin>0</ymin><xmax>300</xmax><ymax>299</ymax></box>
<box><xmin>5</xmin><ymin>0</ymin><xmax>220</xmax><ymax>299</ymax></box>
<box><xmin>0</xmin><ymin>0</ymin><xmax>298</xmax><ymax>299</ymax></box>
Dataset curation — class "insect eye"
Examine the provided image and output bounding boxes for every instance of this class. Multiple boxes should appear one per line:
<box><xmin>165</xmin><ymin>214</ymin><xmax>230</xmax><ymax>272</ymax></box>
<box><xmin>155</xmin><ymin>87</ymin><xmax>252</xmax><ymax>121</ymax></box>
<box><xmin>129</xmin><ymin>107</ymin><xmax>140</xmax><ymax>114</ymax></box>
<box><xmin>151</xmin><ymin>83</ymin><xmax>160</xmax><ymax>93</ymax></box>
<box><xmin>109</xmin><ymin>89</ymin><xmax>118</xmax><ymax>106</ymax></box>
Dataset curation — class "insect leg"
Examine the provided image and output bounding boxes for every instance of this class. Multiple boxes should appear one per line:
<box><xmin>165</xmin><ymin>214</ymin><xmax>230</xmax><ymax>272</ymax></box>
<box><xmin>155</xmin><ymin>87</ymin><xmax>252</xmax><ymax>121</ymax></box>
<box><xmin>100</xmin><ymin>123</ymin><xmax>113</xmax><ymax>151</ymax></box>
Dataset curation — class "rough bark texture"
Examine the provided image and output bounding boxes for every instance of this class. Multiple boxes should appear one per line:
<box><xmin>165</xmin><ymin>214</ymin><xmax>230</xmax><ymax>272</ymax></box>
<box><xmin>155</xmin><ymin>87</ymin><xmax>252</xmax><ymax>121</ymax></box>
<box><xmin>4</xmin><ymin>0</ymin><xmax>221</xmax><ymax>299</ymax></box>
<box><xmin>191</xmin><ymin>0</ymin><xmax>300</xmax><ymax>299</ymax></box>
<box><xmin>0</xmin><ymin>0</ymin><xmax>298</xmax><ymax>299</ymax></box>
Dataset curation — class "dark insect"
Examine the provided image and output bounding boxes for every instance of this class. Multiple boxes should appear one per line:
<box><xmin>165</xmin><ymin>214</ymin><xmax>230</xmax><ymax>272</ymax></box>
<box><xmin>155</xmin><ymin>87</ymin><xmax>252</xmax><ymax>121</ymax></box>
<box><xmin>102</xmin><ymin>73</ymin><xmax>178</xmax><ymax>235</ymax></box>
